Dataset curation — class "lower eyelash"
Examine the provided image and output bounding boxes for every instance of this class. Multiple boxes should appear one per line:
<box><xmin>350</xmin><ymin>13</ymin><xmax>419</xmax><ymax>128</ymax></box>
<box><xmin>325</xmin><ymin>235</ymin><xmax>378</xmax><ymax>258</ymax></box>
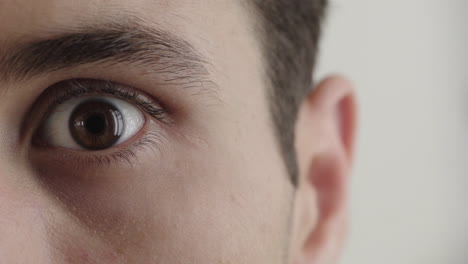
<box><xmin>46</xmin><ymin>131</ymin><xmax>166</xmax><ymax>168</ymax></box>
<box><xmin>28</xmin><ymin>79</ymin><xmax>171</xmax><ymax>169</ymax></box>
<box><xmin>104</xmin><ymin>131</ymin><xmax>166</xmax><ymax>167</ymax></box>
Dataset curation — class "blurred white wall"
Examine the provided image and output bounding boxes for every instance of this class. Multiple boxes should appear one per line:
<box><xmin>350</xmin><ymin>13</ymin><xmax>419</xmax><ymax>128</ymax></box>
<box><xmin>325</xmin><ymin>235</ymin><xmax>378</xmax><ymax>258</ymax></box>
<box><xmin>315</xmin><ymin>0</ymin><xmax>467</xmax><ymax>263</ymax></box>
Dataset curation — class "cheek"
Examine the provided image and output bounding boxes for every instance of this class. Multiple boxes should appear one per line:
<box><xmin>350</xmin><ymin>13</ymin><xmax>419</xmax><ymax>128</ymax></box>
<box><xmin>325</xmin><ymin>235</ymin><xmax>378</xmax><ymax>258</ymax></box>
<box><xmin>30</xmin><ymin>138</ymin><xmax>292</xmax><ymax>263</ymax></box>
<box><xmin>146</xmin><ymin>139</ymin><xmax>294</xmax><ymax>262</ymax></box>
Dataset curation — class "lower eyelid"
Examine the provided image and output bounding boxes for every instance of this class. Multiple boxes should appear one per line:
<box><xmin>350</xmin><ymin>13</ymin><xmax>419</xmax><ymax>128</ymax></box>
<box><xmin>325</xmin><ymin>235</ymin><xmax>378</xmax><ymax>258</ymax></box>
<box><xmin>24</xmin><ymin>78</ymin><xmax>177</xmax><ymax>171</ymax></box>
<box><xmin>39</xmin><ymin>96</ymin><xmax>146</xmax><ymax>150</ymax></box>
<box><xmin>30</xmin><ymin>118</ymin><xmax>167</xmax><ymax>168</ymax></box>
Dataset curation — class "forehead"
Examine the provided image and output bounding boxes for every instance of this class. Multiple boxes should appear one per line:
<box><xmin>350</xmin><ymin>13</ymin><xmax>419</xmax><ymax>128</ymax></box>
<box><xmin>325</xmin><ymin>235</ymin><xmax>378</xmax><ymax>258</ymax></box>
<box><xmin>0</xmin><ymin>0</ymin><xmax>261</xmax><ymax>67</ymax></box>
<box><xmin>1</xmin><ymin>0</ymin><xmax>246</xmax><ymax>43</ymax></box>
<box><xmin>0</xmin><ymin>0</ymin><xmax>266</xmax><ymax>103</ymax></box>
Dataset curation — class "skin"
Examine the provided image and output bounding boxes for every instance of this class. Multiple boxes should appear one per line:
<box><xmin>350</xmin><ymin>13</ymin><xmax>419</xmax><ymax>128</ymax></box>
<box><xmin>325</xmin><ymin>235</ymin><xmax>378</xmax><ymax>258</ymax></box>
<box><xmin>0</xmin><ymin>0</ymin><xmax>356</xmax><ymax>263</ymax></box>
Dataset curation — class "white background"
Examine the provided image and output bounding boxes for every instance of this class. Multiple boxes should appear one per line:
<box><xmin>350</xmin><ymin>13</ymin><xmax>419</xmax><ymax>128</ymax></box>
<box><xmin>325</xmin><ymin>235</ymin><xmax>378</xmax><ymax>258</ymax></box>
<box><xmin>315</xmin><ymin>0</ymin><xmax>467</xmax><ymax>263</ymax></box>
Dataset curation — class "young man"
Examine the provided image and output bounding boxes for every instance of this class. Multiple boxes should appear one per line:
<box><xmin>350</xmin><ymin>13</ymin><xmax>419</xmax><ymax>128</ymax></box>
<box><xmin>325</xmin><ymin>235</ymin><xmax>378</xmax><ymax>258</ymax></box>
<box><xmin>0</xmin><ymin>0</ymin><xmax>356</xmax><ymax>263</ymax></box>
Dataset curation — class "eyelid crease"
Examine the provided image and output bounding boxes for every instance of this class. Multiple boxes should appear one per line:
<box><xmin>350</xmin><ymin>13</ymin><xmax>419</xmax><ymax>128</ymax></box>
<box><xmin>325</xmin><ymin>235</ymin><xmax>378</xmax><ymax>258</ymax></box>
<box><xmin>43</xmin><ymin>78</ymin><xmax>172</xmax><ymax>125</ymax></box>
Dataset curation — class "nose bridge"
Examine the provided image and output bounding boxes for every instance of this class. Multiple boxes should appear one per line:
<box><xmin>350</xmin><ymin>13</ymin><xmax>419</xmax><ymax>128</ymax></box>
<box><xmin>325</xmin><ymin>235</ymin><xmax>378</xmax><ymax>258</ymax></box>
<box><xmin>0</xmin><ymin>87</ymin><xmax>34</xmax><ymax>191</ymax></box>
<box><xmin>0</xmin><ymin>79</ymin><xmax>43</xmax><ymax>201</ymax></box>
<box><xmin>0</xmin><ymin>83</ymin><xmax>53</xmax><ymax>259</ymax></box>
<box><xmin>0</xmin><ymin>151</ymin><xmax>53</xmax><ymax>261</ymax></box>
<box><xmin>0</xmin><ymin>140</ymin><xmax>22</xmax><ymax>197</ymax></box>
<box><xmin>0</xmin><ymin>99</ymin><xmax>44</xmax><ymax>251</ymax></box>
<box><xmin>0</xmin><ymin>102</ymin><xmax>21</xmax><ymax>170</ymax></box>
<box><xmin>0</xmin><ymin>140</ymin><xmax>39</xmax><ymax>217</ymax></box>
<box><xmin>0</xmin><ymin>130</ymin><xmax>26</xmax><ymax>193</ymax></box>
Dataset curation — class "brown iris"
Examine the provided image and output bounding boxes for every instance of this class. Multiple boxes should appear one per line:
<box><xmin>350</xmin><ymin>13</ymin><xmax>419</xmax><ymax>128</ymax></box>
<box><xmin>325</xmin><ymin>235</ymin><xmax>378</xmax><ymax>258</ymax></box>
<box><xmin>69</xmin><ymin>100</ymin><xmax>124</xmax><ymax>150</ymax></box>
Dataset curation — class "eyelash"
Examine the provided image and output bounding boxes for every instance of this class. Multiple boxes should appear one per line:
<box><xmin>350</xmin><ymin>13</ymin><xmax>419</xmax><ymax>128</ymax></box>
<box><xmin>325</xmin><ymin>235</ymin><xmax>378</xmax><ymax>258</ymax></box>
<box><xmin>30</xmin><ymin>78</ymin><xmax>169</xmax><ymax>166</ymax></box>
<box><xmin>42</xmin><ymin>79</ymin><xmax>170</xmax><ymax>123</ymax></box>
<box><xmin>48</xmin><ymin>131</ymin><xmax>166</xmax><ymax>168</ymax></box>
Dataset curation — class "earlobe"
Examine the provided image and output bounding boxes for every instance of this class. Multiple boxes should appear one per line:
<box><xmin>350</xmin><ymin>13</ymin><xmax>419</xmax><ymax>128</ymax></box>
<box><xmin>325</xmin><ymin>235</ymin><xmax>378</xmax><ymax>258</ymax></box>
<box><xmin>290</xmin><ymin>75</ymin><xmax>356</xmax><ymax>264</ymax></box>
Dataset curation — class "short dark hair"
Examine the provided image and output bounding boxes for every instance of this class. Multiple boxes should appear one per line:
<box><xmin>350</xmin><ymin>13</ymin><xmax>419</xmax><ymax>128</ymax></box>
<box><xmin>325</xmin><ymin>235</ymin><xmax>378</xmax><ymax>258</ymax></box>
<box><xmin>250</xmin><ymin>0</ymin><xmax>328</xmax><ymax>186</ymax></box>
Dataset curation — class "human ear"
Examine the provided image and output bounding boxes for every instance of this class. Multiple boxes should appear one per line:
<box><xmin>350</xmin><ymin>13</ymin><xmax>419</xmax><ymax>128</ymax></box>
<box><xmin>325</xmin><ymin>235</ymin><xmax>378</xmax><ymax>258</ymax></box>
<box><xmin>289</xmin><ymin>75</ymin><xmax>357</xmax><ymax>264</ymax></box>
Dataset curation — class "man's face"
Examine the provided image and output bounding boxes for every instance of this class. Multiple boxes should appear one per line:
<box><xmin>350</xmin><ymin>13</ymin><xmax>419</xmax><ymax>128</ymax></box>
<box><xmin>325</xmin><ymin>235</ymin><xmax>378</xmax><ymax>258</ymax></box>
<box><xmin>0</xmin><ymin>0</ymin><xmax>296</xmax><ymax>263</ymax></box>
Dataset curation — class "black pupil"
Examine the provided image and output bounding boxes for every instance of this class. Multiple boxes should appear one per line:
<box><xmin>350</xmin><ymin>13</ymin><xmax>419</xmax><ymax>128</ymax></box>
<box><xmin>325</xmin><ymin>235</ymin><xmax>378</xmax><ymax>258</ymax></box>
<box><xmin>85</xmin><ymin>114</ymin><xmax>106</xmax><ymax>135</ymax></box>
<box><xmin>69</xmin><ymin>100</ymin><xmax>123</xmax><ymax>150</ymax></box>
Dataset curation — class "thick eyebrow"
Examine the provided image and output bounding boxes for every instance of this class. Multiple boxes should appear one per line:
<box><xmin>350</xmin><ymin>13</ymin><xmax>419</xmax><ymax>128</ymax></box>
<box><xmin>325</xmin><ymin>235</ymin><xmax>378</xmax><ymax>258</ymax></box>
<box><xmin>0</xmin><ymin>20</ymin><xmax>212</xmax><ymax>89</ymax></box>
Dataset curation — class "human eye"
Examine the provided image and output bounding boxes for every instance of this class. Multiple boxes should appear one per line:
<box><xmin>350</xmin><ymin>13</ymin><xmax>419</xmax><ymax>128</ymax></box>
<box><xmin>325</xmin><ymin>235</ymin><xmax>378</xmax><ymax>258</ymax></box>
<box><xmin>29</xmin><ymin>78</ymin><xmax>170</xmax><ymax>166</ymax></box>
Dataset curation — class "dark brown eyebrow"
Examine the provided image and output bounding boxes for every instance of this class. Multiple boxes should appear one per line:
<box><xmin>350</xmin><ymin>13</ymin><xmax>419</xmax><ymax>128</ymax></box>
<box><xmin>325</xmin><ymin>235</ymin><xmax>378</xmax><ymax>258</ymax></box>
<box><xmin>0</xmin><ymin>20</ymin><xmax>213</xmax><ymax>90</ymax></box>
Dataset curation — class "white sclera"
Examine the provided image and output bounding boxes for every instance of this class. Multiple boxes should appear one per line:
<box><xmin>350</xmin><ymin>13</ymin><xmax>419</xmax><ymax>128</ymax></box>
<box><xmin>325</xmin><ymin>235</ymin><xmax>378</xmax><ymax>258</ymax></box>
<box><xmin>43</xmin><ymin>96</ymin><xmax>145</xmax><ymax>150</ymax></box>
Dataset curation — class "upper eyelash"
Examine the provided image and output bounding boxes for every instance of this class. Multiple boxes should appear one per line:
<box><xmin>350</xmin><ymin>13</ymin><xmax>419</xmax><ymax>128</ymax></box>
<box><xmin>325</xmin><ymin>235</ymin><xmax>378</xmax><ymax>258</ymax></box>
<box><xmin>43</xmin><ymin>78</ymin><xmax>171</xmax><ymax>124</ymax></box>
<box><xmin>27</xmin><ymin>78</ymin><xmax>169</xmax><ymax>167</ymax></box>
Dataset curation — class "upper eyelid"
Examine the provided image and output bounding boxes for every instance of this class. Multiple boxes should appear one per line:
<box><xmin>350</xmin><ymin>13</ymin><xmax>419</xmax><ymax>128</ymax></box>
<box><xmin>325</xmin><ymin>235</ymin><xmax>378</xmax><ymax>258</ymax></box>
<box><xmin>42</xmin><ymin>79</ymin><xmax>171</xmax><ymax>124</ymax></box>
<box><xmin>20</xmin><ymin>78</ymin><xmax>172</xmax><ymax>144</ymax></box>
